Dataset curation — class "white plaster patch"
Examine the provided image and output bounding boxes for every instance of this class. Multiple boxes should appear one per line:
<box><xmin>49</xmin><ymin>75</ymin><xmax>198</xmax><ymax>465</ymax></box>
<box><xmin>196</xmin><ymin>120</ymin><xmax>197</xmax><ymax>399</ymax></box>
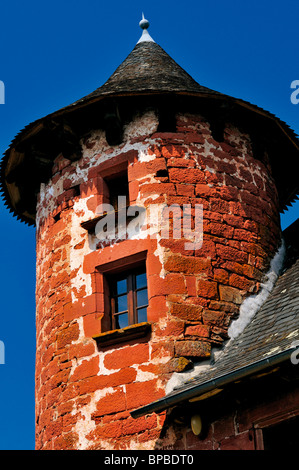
<box><xmin>81</xmin><ymin>129</ymin><xmax>109</xmax><ymax>162</ymax></box>
<box><xmin>205</xmin><ymin>164</ymin><xmax>216</xmax><ymax>174</ymax></box>
<box><xmin>138</xmin><ymin>149</ymin><xmax>156</xmax><ymax>162</ymax></box>
<box><xmin>69</xmin><ymin>199</ymin><xmax>94</xmax><ymax>299</ymax></box>
<box><xmin>98</xmin><ymin>348</ymin><xmax>121</xmax><ymax>375</ymax></box>
<box><xmin>123</xmin><ymin>111</ymin><xmax>158</xmax><ymax>141</ymax></box>
<box><xmin>165</xmin><ymin>359</ymin><xmax>211</xmax><ymax>394</ymax></box>
<box><xmin>134</xmin><ymin>367</ymin><xmax>157</xmax><ymax>382</ymax></box>
<box><xmin>74</xmin><ymin>317</ymin><xmax>85</xmax><ymax>341</ymax></box>
<box><xmin>72</xmin><ymin>386</ymin><xmax>116</xmax><ymax>449</ymax></box>
<box><xmin>153</xmin><ymin>241</ymin><xmax>166</xmax><ymax>278</ymax></box>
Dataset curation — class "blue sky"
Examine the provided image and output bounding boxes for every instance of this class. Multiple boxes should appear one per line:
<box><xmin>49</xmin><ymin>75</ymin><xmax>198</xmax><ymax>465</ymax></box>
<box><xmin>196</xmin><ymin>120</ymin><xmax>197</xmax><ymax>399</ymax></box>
<box><xmin>0</xmin><ymin>0</ymin><xmax>298</xmax><ymax>450</ymax></box>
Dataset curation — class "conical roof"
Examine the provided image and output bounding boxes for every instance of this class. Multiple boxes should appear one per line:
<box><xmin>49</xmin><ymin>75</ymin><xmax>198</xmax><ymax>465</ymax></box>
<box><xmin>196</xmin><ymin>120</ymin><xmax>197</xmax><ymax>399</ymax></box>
<box><xmin>1</xmin><ymin>16</ymin><xmax>299</xmax><ymax>226</ymax></box>
<box><xmin>72</xmin><ymin>41</ymin><xmax>222</xmax><ymax>104</ymax></box>
<box><xmin>56</xmin><ymin>18</ymin><xmax>224</xmax><ymax>111</ymax></box>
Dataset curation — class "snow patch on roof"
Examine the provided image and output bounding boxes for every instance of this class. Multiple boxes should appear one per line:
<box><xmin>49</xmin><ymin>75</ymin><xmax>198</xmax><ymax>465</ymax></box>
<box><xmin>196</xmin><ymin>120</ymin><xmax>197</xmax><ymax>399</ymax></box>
<box><xmin>227</xmin><ymin>240</ymin><xmax>286</xmax><ymax>340</ymax></box>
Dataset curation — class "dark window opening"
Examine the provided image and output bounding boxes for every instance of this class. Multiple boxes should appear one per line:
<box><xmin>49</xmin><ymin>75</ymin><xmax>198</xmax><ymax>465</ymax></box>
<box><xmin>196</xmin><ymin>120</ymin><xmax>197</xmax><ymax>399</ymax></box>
<box><xmin>72</xmin><ymin>184</ymin><xmax>81</xmax><ymax>197</ymax></box>
<box><xmin>104</xmin><ymin>111</ymin><xmax>123</xmax><ymax>146</ymax></box>
<box><xmin>251</xmin><ymin>138</ymin><xmax>266</xmax><ymax>164</ymax></box>
<box><xmin>108</xmin><ymin>265</ymin><xmax>148</xmax><ymax>330</ymax></box>
<box><xmin>262</xmin><ymin>416</ymin><xmax>299</xmax><ymax>450</ymax></box>
<box><xmin>53</xmin><ymin>212</ymin><xmax>61</xmax><ymax>223</ymax></box>
<box><xmin>96</xmin><ymin>170</ymin><xmax>137</xmax><ymax>244</ymax></box>
<box><xmin>105</xmin><ymin>171</ymin><xmax>129</xmax><ymax>212</ymax></box>
<box><xmin>156</xmin><ymin>169</ymin><xmax>169</xmax><ymax>179</ymax></box>
<box><xmin>209</xmin><ymin>120</ymin><xmax>225</xmax><ymax>143</ymax></box>
<box><xmin>157</xmin><ymin>108</ymin><xmax>176</xmax><ymax>133</ymax></box>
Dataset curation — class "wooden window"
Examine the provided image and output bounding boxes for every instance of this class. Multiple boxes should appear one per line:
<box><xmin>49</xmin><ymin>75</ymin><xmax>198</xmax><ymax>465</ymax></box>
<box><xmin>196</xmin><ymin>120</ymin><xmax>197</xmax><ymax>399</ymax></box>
<box><xmin>109</xmin><ymin>265</ymin><xmax>148</xmax><ymax>330</ymax></box>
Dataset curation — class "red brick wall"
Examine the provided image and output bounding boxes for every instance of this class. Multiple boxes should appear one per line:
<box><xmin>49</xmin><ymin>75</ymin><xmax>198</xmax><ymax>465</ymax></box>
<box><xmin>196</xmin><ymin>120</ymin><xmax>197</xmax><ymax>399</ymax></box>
<box><xmin>35</xmin><ymin>111</ymin><xmax>281</xmax><ymax>449</ymax></box>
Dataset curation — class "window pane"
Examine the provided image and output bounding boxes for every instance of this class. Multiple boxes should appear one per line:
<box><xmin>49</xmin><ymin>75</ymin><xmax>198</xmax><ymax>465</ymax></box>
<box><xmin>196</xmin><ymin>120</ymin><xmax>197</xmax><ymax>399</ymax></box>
<box><xmin>137</xmin><ymin>307</ymin><xmax>147</xmax><ymax>323</ymax></box>
<box><xmin>116</xmin><ymin>278</ymin><xmax>127</xmax><ymax>295</ymax></box>
<box><xmin>115</xmin><ymin>294</ymin><xmax>127</xmax><ymax>313</ymax></box>
<box><xmin>136</xmin><ymin>272</ymin><xmax>147</xmax><ymax>289</ymax></box>
<box><xmin>136</xmin><ymin>288</ymin><xmax>148</xmax><ymax>307</ymax></box>
<box><xmin>115</xmin><ymin>313</ymin><xmax>128</xmax><ymax>329</ymax></box>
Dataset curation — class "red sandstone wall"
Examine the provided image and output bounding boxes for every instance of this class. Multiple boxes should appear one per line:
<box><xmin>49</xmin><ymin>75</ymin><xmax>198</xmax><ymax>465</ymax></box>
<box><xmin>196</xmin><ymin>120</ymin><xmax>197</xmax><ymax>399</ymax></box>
<box><xmin>35</xmin><ymin>111</ymin><xmax>281</xmax><ymax>449</ymax></box>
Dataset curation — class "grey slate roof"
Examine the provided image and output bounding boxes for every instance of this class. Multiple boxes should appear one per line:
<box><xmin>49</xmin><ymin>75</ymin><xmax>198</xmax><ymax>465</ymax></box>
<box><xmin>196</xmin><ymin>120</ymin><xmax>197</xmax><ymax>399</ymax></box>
<box><xmin>131</xmin><ymin>220</ymin><xmax>299</xmax><ymax>418</ymax></box>
<box><xmin>71</xmin><ymin>42</ymin><xmax>224</xmax><ymax>104</ymax></box>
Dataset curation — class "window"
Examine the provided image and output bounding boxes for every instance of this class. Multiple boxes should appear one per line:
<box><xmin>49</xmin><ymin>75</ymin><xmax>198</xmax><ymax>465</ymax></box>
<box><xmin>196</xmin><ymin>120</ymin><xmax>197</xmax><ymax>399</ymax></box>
<box><xmin>261</xmin><ymin>416</ymin><xmax>299</xmax><ymax>450</ymax></box>
<box><xmin>81</xmin><ymin>170</ymin><xmax>133</xmax><ymax>239</ymax></box>
<box><xmin>105</xmin><ymin>171</ymin><xmax>129</xmax><ymax>213</ymax></box>
<box><xmin>108</xmin><ymin>265</ymin><xmax>148</xmax><ymax>330</ymax></box>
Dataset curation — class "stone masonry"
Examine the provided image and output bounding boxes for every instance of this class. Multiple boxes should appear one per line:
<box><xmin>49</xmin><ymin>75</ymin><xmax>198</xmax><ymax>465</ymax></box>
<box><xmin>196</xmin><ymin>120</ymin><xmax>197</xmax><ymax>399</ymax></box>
<box><xmin>34</xmin><ymin>110</ymin><xmax>281</xmax><ymax>449</ymax></box>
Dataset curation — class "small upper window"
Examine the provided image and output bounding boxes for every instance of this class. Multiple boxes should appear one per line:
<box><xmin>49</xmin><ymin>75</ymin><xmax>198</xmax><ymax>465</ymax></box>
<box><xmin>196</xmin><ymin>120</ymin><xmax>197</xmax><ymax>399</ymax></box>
<box><xmin>105</xmin><ymin>171</ymin><xmax>129</xmax><ymax>213</ymax></box>
<box><xmin>109</xmin><ymin>265</ymin><xmax>148</xmax><ymax>330</ymax></box>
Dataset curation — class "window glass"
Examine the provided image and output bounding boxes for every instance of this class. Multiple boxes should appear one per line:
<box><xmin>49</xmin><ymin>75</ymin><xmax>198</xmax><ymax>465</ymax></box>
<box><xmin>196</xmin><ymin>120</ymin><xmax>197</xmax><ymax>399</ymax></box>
<box><xmin>136</xmin><ymin>289</ymin><xmax>148</xmax><ymax>308</ymax></box>
<box><xmin>137</xmin><ymin>307</ymin><xmax>147</xmax><ymax>324</ymax></box>
<box><xmin>136</xmin><ymin>272</ymin><xmax>147</xmax><ymax>289</ymax></box>
<box><xmin>115</xmin><ymin>294</ymin><xmax>128</xmax><ymax>313</ymax></box>
<box><xmin>116</xmin><ymin>278</ymin><xmax>127</xmax><ymax>295</ymax></box>
<box><xmin>109</xmin><ymin>265</ymin><xmax>148</xmax><ymax>330</ymax></box>
<box><xmin>115</xmin><ymin>313</ymin><xmax>129</xmax><ymax>329</ymax></box>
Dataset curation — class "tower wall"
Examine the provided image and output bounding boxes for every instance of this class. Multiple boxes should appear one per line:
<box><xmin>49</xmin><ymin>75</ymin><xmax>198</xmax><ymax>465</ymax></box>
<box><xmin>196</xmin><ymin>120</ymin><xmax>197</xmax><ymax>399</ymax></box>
<box><xmin>35</xmin><ymin>110</ymin><xmax>281</xmax><ymax>449</ymax></box>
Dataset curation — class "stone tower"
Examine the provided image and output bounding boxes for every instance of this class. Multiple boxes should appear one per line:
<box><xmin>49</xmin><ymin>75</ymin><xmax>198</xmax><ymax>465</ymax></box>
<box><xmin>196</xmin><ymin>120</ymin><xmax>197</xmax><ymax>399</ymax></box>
<box><xmin>1</xmin><ymin>18</ymin><xmax>298</xmax><ymax>450</ymax></box>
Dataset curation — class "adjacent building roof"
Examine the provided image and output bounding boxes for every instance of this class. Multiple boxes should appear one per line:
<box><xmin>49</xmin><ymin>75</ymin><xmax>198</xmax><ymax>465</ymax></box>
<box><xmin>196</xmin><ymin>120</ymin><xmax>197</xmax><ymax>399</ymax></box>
<box><xmin>131</xmin><ymin>219</ymin><xmax>299</xmax><ymax>418</ymax></box>
<box><xmin>1</xmin><ymin>17</ymin><xmax>299</xmax><ymax>225</ymax></box>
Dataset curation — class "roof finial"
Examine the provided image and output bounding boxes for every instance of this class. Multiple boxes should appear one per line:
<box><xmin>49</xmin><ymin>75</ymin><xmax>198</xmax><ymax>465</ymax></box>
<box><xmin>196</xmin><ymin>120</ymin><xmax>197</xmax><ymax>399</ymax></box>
<box><xmin>139</xmin><ymin>13</ymin><xmax>150</xmax><ymax>30</ymax></box>
<box><xmin>137</xmin><ymin>13</ymin><xmax>155</xmax><ymax>44</ymax></box>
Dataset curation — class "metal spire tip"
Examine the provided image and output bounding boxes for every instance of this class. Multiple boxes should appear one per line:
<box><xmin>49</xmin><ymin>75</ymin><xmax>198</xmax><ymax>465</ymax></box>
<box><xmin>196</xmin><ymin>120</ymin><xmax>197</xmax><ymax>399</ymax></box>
<box><xmin>137</xmin><ymin>13</ymin><xmax>155</xmax><ymax>44</ymax></box>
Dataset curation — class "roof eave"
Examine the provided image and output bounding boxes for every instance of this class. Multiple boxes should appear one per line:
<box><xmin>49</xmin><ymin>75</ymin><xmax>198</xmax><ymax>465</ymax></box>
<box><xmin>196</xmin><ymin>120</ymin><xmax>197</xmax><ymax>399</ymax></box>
<box><xmin>130</xmin><ymin>348</ymin><xmax>295</xmax><ymax>419</ymax></box>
